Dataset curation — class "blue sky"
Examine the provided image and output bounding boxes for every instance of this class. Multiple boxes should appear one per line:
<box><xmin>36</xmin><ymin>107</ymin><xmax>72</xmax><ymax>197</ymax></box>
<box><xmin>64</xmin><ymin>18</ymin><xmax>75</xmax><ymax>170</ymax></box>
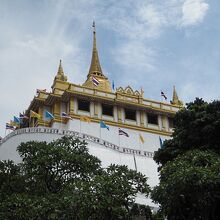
<box><xmin>0</xmin><ymin>0</ymin><xmax>219</xmax><ymax>137</ymax></box>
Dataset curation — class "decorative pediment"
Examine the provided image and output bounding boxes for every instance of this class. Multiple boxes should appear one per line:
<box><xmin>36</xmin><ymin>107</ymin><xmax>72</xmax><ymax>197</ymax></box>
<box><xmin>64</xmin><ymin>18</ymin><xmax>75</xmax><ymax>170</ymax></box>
<box><xmin>116</xmin><ymin>86</ymin><xmax>143</xmax><ymax>97</ymax></box>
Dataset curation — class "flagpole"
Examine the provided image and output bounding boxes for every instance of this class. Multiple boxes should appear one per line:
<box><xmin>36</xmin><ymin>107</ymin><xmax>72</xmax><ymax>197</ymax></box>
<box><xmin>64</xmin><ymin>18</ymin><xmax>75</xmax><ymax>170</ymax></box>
<box><xmin>100</xmin><ymin>124</ymin><xmax>101</xmax><ymax>139</ymax></box>
<box><xmin>61</xmin><ymin>114</ymin><xmax>63</xmax><ymax>131</ymax></box>
<box><xmin>133</xmin><ymin>154</ymin><xmax>137</xmax><ymax>171</ymax></box>
<box><xmin>29</xmin><ymin>117</ymin><xmax>31</xmax><ymax>128</ymax></box>
<box><xmin>119</xmin><ymin>132</ymin><xmax>121</xmax><ymax>147</ymax></box>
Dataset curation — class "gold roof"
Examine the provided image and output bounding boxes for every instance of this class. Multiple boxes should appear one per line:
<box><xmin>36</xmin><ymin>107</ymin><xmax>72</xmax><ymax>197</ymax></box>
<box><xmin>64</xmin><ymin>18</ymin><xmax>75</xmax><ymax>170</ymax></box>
<box><xmin>83</xmin><ymin>22</ymin><xmax>112</xmax><ymax>92</ymax></box>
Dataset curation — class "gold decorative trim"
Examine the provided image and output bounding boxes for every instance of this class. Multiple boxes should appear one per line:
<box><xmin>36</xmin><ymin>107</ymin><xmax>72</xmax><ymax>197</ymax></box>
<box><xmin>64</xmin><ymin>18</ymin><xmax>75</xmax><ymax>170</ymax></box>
<box><xmin>69</xmin><ymin>114</ymin><xmax>172</xmax><ymax>136</ymax></box>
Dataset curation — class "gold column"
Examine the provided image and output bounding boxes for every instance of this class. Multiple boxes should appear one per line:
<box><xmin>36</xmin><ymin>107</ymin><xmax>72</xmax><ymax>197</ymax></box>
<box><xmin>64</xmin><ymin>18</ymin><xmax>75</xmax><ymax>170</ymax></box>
<box><xmin>69</xmin><ymin>97</ymin><xmax>74</xmax><ymax>115</ymax></box>
<box><xmin>140</xmin><ymin>111</ymin><xmax>145</xmax><ymax>126</ymax></box>
<box><xmin>53</xmin><ymin>101</ymin><xmax>60</xmax><ymax>117</ymax></box>
<box><xmin>38</xmin><ymin>106</ymin><xmax>44</xmax><ymax>117</ymax></box>
<box><xmin>118</xmin><ymin>107</ymin><xmax>122</xmax><ymax>123</ymax></box>
<box><xmin>38</xmin><ymin>106</ymin><xmax>44</xmax><ymax>124</ymax></box>
<box><xmin>161</xmin><ymin>115</ymin><xmax>167</xmax><ymax>130</ymax></box>
<box><xmin>94</xmin><ymin>102</ymin><xmax>99</xmax><ymax>117</ymax></box>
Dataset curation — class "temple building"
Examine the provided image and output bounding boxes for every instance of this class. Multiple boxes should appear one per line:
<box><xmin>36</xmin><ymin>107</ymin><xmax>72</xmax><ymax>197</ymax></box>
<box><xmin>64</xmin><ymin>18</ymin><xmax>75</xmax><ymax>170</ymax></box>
<box><xmin>0</xmin><ymin>24</ymin><xmax>183</xmax><ymax>208</ymax></box>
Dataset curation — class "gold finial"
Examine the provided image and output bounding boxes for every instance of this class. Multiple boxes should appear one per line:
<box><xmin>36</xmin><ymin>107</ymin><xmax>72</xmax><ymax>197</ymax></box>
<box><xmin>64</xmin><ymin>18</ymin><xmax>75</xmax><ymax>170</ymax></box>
<box><xmin>170</xmin><ymin>85</ymin><xmax>183</xmax><ymax>106</ymax></box>
<box><xmin>82</xmin><ymin>23</ymin><xmax>112</xmax><ymax>92</ymax></box>
<box><xmin>88</xmin><ymin>21</ymin><xmax>103</xmax><ymax>77</ymax></box>
<box><xmin>140</xmin><ymin>87</ymin><xmax>144</xmax><ymax>96</ymax></box>
<box><xmin>58</xmin><ymin>59</ymin><xmax>64</xmax><ymax>75</ymax></box>
<box><xmin>55</xmin><ymin>59</ymin><xmax>67</xmax><ymax>81</ymax></box>
<box><xmin>92</xmin><ymin>21</ymin><xmax>96</xmax><ymax>33</ymax></box>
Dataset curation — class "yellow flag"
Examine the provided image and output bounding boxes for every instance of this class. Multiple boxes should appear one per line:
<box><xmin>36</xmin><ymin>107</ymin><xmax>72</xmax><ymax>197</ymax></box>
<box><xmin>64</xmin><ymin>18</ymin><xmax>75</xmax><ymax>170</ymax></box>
<box><xmin>30</xmin><ymin>110</ymin><xmax>41</xmax><ymax>119</ymax></box>
<box><xmin>9</xmin><ymin>120</ymin><xmax>17</xmax><ymax>126</ymax></box>
<box><xmin>80</xmin><ymin>115</ymin><xmax>91</xmax><ymax>123</ymax></box>
<box><xmin>139</xmin><ymin>134</ymin><xmax>145</xmax><ymax>144</ymax></box>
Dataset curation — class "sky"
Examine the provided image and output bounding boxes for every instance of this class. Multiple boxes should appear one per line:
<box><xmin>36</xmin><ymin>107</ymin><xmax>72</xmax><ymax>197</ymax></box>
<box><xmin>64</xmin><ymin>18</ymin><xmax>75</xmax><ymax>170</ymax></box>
<box><xmin>0</xmin><ymin>0</ymin><xmax>219</xmax><ymax>137</ymax></box>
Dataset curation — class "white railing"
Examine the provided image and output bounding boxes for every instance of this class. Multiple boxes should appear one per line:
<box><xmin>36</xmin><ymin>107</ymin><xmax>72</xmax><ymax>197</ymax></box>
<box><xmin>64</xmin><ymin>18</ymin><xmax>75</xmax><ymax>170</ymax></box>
<box><xmin>0</xmin><ymin>127</ymin><xmax>155</xmax><ymax>158</ymax></box>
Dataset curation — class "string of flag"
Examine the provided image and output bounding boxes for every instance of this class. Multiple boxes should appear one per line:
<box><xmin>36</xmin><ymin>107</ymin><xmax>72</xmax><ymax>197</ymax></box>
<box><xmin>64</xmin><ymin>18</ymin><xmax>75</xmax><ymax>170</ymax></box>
<box><xmin>4</xmin><ymin>111</ymin><xmax>149</xmax><ymax>147</ymax></box>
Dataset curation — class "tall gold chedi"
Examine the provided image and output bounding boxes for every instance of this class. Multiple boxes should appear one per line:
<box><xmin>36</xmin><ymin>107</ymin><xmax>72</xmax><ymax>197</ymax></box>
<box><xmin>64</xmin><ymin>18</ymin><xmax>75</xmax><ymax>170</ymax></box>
<box><xmin>170</xmin><ymin>86</ymin><xmax>183</xmax><ymax>106</ymax></box>
<box><xmin>83</xmin><ymin>22</ymin><xmax>112</xmax><ymax>92</ymax></box>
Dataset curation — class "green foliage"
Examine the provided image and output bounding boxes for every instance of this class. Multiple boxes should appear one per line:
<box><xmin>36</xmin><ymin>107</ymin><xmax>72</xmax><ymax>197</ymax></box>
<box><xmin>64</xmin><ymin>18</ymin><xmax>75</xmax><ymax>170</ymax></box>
<box><xmin>152</xmin><ymin>150</ymin><xmax>220</xmax><ymax>220</ymax></box>
<box><xmin>154</xmin><ymin>98</ymin><xmax>220</xmax><ymax>166</ymax></box>
<box><xmin>152</xmin><ymin>98</ymin><xmax>220</xmax><ymax>220</ymax></box>
<box><xmin>130</xmin><ymin>204</ymin><xmax>153</xmax><ymax>219</ymax></box>
<box><xmin>0</xmin><ymin>136</ymin><xmax>150</xmax><ymax>220</ymax></box>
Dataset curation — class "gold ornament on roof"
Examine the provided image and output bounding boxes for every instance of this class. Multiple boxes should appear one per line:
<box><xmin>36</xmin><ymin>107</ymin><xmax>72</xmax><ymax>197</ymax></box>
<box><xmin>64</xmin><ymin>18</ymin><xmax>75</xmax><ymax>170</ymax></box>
<box><xmin>170</xmin><ymin>86</ymin><xmax>183</xmax><ymax>106</ymax></box>
<box><xmin>116</xmin><ymin>86</ymin><xmax>143</xmax><ymax>97</ymax></box>
<box><xmin>55</xmin><ymin>60</ymin><xmax>67</xmax><ymax>82</ymax></box>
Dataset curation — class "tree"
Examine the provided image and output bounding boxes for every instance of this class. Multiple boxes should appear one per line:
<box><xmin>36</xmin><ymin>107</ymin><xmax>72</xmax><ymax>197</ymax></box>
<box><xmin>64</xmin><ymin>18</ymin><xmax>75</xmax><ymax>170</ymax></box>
<box><xmin>152</xmin><ymin>150</ymin><xmax>220</xmax><ymax>220</ymax></box>
<box><xmin>154</xmin><ymin>98</ymin><xmax>220</xmax><ymax>167</ymax></box>
<box><xmin>0</xmin><ymin>136</ymin><xmax>150</xmax><ymax>220</ymax></box>
<box><xmin>152</xmin><ymin>98</ymin><xmax>220</xmax><ymax>220</ymax></box>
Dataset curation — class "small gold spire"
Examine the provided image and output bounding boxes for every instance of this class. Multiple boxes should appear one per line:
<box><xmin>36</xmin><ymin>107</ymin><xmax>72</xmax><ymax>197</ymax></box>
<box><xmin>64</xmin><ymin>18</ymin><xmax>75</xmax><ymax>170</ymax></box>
<box><xmin>171</xmin><ymin>86</ymin><xmax>183</xmax><ymax>106</ymax></box>
<box><xmin>58</xmin><ymin>59</ymin><xmax>64</xmax><ymax>75</ymax></box>
<box><xmin>55</xmin><ymin>59</ymin><xmax>67</xmax><ymax>82</ymax></box>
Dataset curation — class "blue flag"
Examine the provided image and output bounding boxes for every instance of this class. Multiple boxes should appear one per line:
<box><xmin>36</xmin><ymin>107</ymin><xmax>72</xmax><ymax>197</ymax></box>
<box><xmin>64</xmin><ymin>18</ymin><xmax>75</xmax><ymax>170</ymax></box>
<box><xmin>112</xmin><ymin>81</ymin><xmax>115</xmax><ymax>90</ymax></box>
<box><xmin>159</xmin><ymin>136</ymin><xmax>164</xmax><ymax>149</ymax></box>
<box><xmin>14</xmin><ymin>116</ymin><xmax>20</xmax><ymax>124</ymax></box>
<box><xmin>100</xmin><ymin>121</ymin><xmax>109</xmax><ymax>130</ymax></box>
<box><xmin>45</xmin><ymin>111</ymin><xmax>54</xmax><ymax>120</ymax></box>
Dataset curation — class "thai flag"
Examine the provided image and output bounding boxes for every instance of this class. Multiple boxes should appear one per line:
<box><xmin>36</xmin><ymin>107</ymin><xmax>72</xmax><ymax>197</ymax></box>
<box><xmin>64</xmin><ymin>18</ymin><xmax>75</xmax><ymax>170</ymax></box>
<box><xmin>19</xmin><ymin>113</ymin><xmax>29</xmax><ymax>119</ymax></box>
<box><xmin>92</xmin><ymin>76</ymin><xmax>99</xmax><ymax>86</ymax></box>
<box><xmin>61</xmin><ymin>112</ymin><xmax>72</xmax><ymax>119</ymax></box>
<box><xmin>36</xmin><ymin>89</ymin><xmax>46</xmax><ymax>94</ymax></box>
<box><xmin>6</xmin><ymin>123</ymin><xmax>15</xmax><ymax>130</ymax></box>
<box><xmin>119</xmin><ymin>128</ymin><xmax>129</xmax><ymax>137</ymax></box>
<box><xmin>161</xmin><ymin>91</ymin><xmax>167</xmax><ymax>100</ymax></box>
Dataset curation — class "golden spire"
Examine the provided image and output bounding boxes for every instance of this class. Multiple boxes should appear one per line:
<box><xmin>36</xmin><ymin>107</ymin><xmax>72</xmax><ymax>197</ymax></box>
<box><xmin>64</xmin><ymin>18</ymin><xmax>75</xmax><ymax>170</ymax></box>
<box><xmin>83</xmin><ymin>22</ymin><xmax>112</xmax><ymax>92</ymax></box>
<box><xmin>88</xmin><ymin>21</ymin><xmax>103</xmax><ymax>77</ymax></box>
<box><xmin>171</xmin><ymin>86</ymin><xmax>183</xmax><ymax>106</ymax></box>
<box><xmin>55</xmin><ymin>59</ymin><xmax>67</xmax><ymax>82</ymax></box>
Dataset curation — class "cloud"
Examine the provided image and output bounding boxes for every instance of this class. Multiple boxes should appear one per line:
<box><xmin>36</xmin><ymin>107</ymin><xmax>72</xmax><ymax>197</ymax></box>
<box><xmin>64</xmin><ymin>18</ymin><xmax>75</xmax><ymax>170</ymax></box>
<box><xmin>0</xmin><ymin>0</ymin><xmax>212</xmax><ymax>137</ymax></box>
<box><xmin>181</xmin><ymin>0</ymin><xmax>209</xmax><ymax>26</ymax></box>
<box><xmin>137</xmin><ymin>4</ymin><xmax>167</xmax><ymax>38</ymax></box>
<box><xmin>113</xmin><ymin>41</ymin><xmax>156</xmax><ymax>73</ymax></box>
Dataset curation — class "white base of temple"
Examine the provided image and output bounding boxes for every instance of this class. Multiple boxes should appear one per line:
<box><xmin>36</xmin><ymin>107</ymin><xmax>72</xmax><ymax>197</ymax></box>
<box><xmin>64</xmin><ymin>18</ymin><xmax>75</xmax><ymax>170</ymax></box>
<box><xmin>0</xmin><ymin>124</ymin><xmax>163</xmax><ymax>209</ymax></box>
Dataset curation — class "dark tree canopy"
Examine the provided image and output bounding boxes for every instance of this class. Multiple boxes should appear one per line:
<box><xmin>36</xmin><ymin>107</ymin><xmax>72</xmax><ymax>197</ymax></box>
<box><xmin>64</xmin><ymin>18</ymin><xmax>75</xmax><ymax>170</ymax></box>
<box><xmin>152</xmin><ymin>150</ymin><xmax>220</xmax><ymax>220</ymax></box>
<box><xmin>152</xmin><ymin>98</ymin><xmax>220</xmax><ymax>220</ymax></box>
<box><xmin>154</xmin><ymin>98</ymin><xmax>220</xmax><ymax>166</ymax></box>
<box><xmin>0</xmin><ymin>136</ymin><xmax>150</xmax><ymax>220</ymax></box>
